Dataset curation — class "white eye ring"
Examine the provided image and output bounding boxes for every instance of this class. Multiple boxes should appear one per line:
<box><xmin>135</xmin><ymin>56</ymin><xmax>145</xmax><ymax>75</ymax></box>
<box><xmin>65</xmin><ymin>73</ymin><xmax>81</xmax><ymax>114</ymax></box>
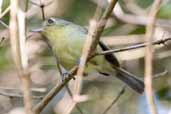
<box><xmin>47</xmin><ymin>18</ymin><xmax>55</xmax><ymax>24</ymax></box>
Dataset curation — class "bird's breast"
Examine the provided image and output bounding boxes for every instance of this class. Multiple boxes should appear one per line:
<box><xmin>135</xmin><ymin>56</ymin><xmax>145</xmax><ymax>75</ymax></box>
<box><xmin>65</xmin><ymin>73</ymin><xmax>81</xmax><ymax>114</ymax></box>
<box><xmin>53</xmin><ymin>38</ymin><xmax>83</xmax><ymax>70</ymax></box>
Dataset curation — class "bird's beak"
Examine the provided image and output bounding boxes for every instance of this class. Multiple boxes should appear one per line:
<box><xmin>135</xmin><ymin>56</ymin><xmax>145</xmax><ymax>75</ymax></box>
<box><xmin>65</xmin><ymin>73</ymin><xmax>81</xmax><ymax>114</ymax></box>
<box><xmin>31</xmin><ymin>21</ymin><xmax>48</xmax><ymax>33</ymax></box>
<box><xmin>31</xmin><ymin>27</ymin><xmax>44</xmax><ymax>33</ymax></box>
<box><xmin>27</xmin><ymin>27</ymin><xmax>45</xmax><ymax>40</ymax></box>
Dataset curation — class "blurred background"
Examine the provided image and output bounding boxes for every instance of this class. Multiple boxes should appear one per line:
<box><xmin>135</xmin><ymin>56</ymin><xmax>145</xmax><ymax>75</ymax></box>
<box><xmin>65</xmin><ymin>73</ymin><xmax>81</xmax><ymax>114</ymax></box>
<box><xmin>0</xmin><ymin>0</ymin><xmax>171</xmax><ymax>114</ymax></box>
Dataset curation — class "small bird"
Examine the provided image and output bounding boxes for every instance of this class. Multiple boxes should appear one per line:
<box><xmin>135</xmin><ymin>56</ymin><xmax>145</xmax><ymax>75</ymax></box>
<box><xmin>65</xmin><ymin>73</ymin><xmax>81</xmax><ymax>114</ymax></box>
<box><xmin>33</xmin><ymin>18</ymin><xmax>144</xmax><ymax>94</ymax></box>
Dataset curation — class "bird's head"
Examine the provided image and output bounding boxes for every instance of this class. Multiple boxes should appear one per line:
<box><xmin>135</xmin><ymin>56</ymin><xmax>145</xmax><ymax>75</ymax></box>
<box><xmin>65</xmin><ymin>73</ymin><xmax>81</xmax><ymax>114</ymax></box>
<box><xmin>32</xmin><ymin>18</ymin><xmax>71</xmax><ymax>41</ymax></box>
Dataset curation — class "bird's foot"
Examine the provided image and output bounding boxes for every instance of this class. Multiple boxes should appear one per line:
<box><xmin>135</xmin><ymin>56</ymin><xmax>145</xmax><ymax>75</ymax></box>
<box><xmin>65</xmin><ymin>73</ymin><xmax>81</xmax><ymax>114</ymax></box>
<box><xmin>61</xmin><ymin>71</ymin><xmax>75</xmax><ymax>82</ymax></box>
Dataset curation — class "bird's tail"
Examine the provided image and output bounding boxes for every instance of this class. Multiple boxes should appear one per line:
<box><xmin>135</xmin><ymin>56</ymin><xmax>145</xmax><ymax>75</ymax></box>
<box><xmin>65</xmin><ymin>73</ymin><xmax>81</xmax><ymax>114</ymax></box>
<box><xmin>114</xmin><ymin>66</ymin><xmax>144</xmax><ymax>94</ymax></box>
<box><xmin>99</xmin><ymin>41</ymin><xmax>144</xmax><ymax>94</ymax></box>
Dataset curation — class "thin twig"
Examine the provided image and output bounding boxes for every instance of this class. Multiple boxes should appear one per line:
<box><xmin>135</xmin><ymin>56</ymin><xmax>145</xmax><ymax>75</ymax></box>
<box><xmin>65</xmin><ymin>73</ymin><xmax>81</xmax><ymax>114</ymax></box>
<box><xmin>20</xmin><ymin>74</ymin><xmax>33</xmax><ymax>114</ymax></box>
<box><xmin>92</xmin><ymin>1</ymin><xmax>171</xmax><ymax>28</ymax></box>
<box><xmin>65</xmin><ymin>85</ymin><xmax>85</xmax><ymax>114</ymax></box>
<box><xmin>73</xmin><ymin>3</ymin><xmax>103</xmax><ymax>113</ymax></box>
<box><xmin>39</xmin><ymin>0</ymin><xmax>45</xmax><ymax>21</ymax></box>
<box><xmin>75</xmin><ymin>0</ymin><xmax>118</xmax><ymax>111</ymax></box>
<box><xmin>9</xmin><ymin>0</ymin><xmax>22</xmax><ymax>89</ymax></box>
<box><xmin>0</xmin><ymin>6</ymin><xmax>10</xmax><ymax>18</ymax></box>
<box><xmin>153</xmin><ymin>70</ymin><xmax>168</xmax><ymax>79</ymax></box>
<box><xmin>30</xmin><ymin>0</ymin><xmax>53</xmax><ymax>20</ymax></box>
<box><xmin>0</xmin><ymin>91</ymin><xmax>44</xmax><ymax>99</ymax></box>
<box><xmin>144</xmin><ymin>1</ymin><xmax>162</xmax><ymax>114</ymax></box>
<box><xmin>19</xmin><ymin>4</ymin><xmax>33</xmax><ymax>114</ymax></box>
<box><xmin>101</xmin><ymin>85</ymin><xmax>126</xmax><ymax>114</ymax></box>
<box><xmin>0</xmin><ymin>20</ymin><xmax>9</xmax><ymax>28</ymax></box>
<box><xmin>33</xmin><ymin>0</ymin><xmax>118</xmax><ymax>113</ymax></box>
<box><xmin>113</xmin><ymin>2</ymin><xmax>171</xmax><ymax>28</ymax></box>
<box><xmin>0</xmin><ymin>87</ymin><xmax>47</xmax><ymax>93</ymax></box>
<box><xmin>89</xmin><ymin>0</ymin><xmax>118</xmax><ymax>54</ymax></box>
<box><xmin>72</xmin><ymin>19</ymin><xmax>99</xmax><ymax>114</ymax></box>
<box><xmin>33</xmin><ymin>66</ymin><xmax>78</xmax><ymax>114</ymax></box>
<box><xmin>74</xmin><ymin>20</ymin><xmax>97</xmax><ymax>105</ymax></box>
<box><xmin>96</xmin><ymin>37</ymin><xmax>171</xmax><ymax>56</ymax></box>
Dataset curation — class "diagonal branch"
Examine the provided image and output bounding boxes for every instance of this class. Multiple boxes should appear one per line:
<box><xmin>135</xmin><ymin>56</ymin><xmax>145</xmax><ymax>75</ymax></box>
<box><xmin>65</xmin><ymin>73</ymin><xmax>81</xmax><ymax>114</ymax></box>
<box><xmin>0</xmin><ymin>6</ymin><xmax>10</xmax><ymax>19</ymax></box>
<box><xmin>101</xmin><ymin>85</ymin><xmax>126</xmax><ymax>114</ymax></box>
<box><xmin>89</xmin><ymin>0</ymin><xmax>118</xmax><ymax>54</ymax></box>
<box><xmin>33</xmin><ymin>66</ymin><xmax>78</xmax><ymax>114</ymax></box>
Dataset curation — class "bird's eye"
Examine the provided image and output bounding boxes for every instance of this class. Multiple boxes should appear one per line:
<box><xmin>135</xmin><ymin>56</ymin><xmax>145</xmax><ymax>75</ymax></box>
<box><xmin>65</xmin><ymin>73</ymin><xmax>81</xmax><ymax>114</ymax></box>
<box><xmin>47</xmin><ymin>18</ymin><xmax>55</xmax><ymax>24</ymax></box>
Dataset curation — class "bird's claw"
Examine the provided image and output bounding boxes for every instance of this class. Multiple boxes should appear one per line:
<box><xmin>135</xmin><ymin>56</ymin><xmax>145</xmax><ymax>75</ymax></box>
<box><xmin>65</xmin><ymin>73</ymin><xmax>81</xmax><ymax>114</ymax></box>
<box><xmin>61</xmin><ymin>71</ymin><xmax>69</xmax><ymax>82</ymax></box>
<box><xmin>61</xmin><ymin>71</ymin><xmax>75</xmax><ymax>82</ymax></box>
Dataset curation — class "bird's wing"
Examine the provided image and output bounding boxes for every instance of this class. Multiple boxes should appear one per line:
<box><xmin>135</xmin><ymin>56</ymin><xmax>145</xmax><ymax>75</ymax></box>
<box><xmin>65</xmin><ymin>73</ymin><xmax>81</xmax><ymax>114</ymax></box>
<box><xmin>98</xmin><ymin>41</ymin><xmax>144</xmax><ymax>94</ymax></box>
<box><xmin>98</xmin><ymin>41</ymin><xmax>120</xmax><ymax>67</ymax></box>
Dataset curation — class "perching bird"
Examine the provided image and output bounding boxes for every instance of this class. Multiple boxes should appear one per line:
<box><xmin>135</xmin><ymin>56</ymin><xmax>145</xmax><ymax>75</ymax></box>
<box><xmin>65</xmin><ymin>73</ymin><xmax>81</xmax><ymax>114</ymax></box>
<box><xmin>33</xmin><ymin>18</ymin><xmax>144</xmax><ymax>94</ymax></box>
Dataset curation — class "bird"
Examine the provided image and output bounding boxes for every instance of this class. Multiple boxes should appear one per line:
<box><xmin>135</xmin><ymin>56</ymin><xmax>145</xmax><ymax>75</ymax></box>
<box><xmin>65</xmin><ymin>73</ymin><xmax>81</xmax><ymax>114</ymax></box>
<box><xmin>33</xmin><ymin>17</ymin><xmax>144</xmax><ymax>94</ymax></box>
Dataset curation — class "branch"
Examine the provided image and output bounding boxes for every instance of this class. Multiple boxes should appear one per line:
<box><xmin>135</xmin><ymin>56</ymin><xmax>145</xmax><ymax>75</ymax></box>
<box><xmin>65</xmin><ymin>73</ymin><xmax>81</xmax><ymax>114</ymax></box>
<box><xmin>0</xmin><ymin>91</ymin><xmax>44</xmax><ymax>99</ymax></box>
<box><xmin>89</xmin><ymin>0</ymin><xmax>118</xmax><ymax>54</ymax></box>
<box><xmin>10</xmin><ymin>0</ymin><xmax>33</xmax><ymax>114</ymax></box>
<box><xmin>144</xmin><ymin>0</ymin><xmax>162</xmax><ymax>114</ymax></box>
<box><xmin>30</xmin><ymin>0</ymin><xmax>53</xmax><ymax>20</ymax></box>
<box><xmin>0</xmin><ymin>87</ymin><xmax>47</xmax><ymax>93</ymax></box>
<box><xmin>76</xmin><ymin>0</ymin><xmax>118</xmax><ymax>97</ymax></box>
<box><xmin>101</xmin><ymin>85</ymin><xmax>126</xmax><ymax>114</ymax></box>
<box><xmin>0</xmin><ymin>6</ymin><xmax>10</xmax><ymax>18</ymax></box>
<box><xmin>153</xmin><ymin>70</ymin><xmax>168</xmax><ymax>79</ymax></box>
<box><xmin>76</xmin><ymin>0</ymin><xmax>118</xmax><ymax>111</ymax></box>
<box><xmin>96</xmin><ymin>37</ymin><xmax>171</xmax><ymax>56</ymax></box>
<box><xmin>0</xmin><ymin>20</ymin><xmax>9</xmax><ymax>28</ymax></box>
<box><xmin>33</xmin><ymin>66</ymin><xmax>78</xmax><ymax>114</ymax></box>
<box><xmin>113</xmin><ymin>2</ymin><xmax>171</xmax><ymax>28</ymax></box>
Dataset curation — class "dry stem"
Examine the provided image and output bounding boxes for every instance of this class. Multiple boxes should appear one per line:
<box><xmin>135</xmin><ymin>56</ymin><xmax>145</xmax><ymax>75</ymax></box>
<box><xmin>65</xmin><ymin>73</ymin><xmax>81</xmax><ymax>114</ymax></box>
<box><xmin>96</xmin><ymin>37</ymin><xmax>171</xmax><ymax>56</ymax></box>
<box><xmin>101</xmin><ymin>85</ymin><xmax>126</xmax><ymax>114</ymax></box>
<box><xmin>9</xmin><ymin>0</ymin><xmax>33</xmax><ymax>114</ymax></box>
<box><xmin>144</xmin><ymin>0</ymin><xmax>162</xmax><ymax>114</ymax></box>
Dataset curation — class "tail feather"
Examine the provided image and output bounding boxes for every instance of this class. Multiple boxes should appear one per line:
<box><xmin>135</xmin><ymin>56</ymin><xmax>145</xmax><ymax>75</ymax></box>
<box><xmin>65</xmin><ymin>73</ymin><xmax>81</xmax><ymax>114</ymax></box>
<box><xmin>115</xmin><ymin>67</ymin><xmax>144</xmax><ymax>93</ymax></box>
<box><xmin>99</xmin><ymin>41</ymin><xmax>144</xmax><ymax>94</ymax></box>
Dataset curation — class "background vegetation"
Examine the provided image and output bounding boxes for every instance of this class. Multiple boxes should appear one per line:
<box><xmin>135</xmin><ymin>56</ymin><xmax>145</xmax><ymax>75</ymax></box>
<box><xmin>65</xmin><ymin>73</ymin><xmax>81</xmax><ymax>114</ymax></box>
<box><xmin>0</xmin><ymin>0</ymin><xmax>171</xmax><ymax>114</ymax></box>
